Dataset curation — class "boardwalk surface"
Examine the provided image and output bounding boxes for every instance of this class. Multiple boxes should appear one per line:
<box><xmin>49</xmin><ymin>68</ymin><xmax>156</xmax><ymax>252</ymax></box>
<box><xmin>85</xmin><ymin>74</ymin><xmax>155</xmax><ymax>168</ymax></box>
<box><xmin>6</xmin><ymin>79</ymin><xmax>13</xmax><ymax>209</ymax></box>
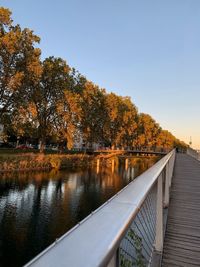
<box><xmin>162</xmin><ymin>153</ymin><xmax>200</xmax><ymax>267</ymax></box>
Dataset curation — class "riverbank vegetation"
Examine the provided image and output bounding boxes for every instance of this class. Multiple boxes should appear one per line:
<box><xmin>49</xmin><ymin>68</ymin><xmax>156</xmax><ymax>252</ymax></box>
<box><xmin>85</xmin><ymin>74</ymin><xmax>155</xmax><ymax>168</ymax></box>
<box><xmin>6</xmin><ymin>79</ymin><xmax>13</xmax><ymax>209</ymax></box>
<box><xmin>0</xmin><ymin>153</ymin><xmax>93</xmax><ymax>172</ymax></box>
<box><xmin>0</xmin><ymin>150</ymin><xmax>159</xmax><ymax>173</ymax></box>
<box><xmin>0</xmin><ymin>7</ymin><xmax>187</xmax><ymax>154</ymax></box>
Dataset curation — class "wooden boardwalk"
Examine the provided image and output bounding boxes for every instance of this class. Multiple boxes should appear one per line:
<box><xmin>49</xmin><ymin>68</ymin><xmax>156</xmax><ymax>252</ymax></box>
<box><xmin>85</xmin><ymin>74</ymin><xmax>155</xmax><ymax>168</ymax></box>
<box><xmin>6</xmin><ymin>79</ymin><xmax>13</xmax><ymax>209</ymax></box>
<box><xmin>162</xmin><ymin>153</ymin><xmax>200</xmax><ymax>267</ymax></box>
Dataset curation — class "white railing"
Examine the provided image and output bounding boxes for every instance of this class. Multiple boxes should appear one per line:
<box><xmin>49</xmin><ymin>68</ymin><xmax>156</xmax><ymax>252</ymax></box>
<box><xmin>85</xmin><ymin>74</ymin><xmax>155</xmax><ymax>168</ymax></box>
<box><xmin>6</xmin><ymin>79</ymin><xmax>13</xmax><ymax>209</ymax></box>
<box><xmin>24</xmin><ymin>150</ymin><xmax>176</xmax><ymax>267</ymax></box>
<box><xmin>187</xmin><ymin>147</ymin><xmax>200</xmax><ymax>161</ymax></box>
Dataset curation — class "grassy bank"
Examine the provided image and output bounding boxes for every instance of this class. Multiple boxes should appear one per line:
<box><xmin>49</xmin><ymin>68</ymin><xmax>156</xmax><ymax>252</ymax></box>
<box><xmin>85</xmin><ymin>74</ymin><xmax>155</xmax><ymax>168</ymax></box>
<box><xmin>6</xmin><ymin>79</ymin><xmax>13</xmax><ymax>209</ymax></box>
<box><xmin>0</xmin><ymin>150</ymin><xmax>154</xmax><ymax>173</ymax></box>
<box><xmin>0</xmin><ymin>153</ymin><xmax>94</xmax><ymax>172</ymax></box>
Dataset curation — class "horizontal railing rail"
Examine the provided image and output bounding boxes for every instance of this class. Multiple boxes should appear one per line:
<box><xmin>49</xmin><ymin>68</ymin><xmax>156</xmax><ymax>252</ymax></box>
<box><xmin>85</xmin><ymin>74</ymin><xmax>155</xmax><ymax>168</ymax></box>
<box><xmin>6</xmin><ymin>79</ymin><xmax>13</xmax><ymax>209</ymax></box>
<box><xmin>187</xmin><ymin>147</ymin><xmax>200</xmax><ymax>161</ymax></box>
<box><xmin>25</xmin><ymin>149</ymin><xmax>176</xmax><ymax>267</ymax></box>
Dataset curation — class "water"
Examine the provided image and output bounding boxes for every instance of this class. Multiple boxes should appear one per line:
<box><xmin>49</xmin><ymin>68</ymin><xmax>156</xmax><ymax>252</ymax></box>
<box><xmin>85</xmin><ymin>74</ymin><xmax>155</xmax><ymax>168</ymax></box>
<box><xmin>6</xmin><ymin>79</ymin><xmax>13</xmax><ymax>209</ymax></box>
<box><xmin>0</xmin><ymin>156</ymin><xmax>159</xmax><ymax>267</ymax></box>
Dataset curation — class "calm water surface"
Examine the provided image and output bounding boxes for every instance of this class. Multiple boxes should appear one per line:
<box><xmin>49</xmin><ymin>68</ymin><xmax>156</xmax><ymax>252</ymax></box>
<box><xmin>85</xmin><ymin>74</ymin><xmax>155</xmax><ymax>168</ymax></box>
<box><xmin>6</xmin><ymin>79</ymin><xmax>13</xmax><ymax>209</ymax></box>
<box><xmin>0</xmin><ymin>157</ymin><xmax>159</xmax><ymax>267</ymax></box>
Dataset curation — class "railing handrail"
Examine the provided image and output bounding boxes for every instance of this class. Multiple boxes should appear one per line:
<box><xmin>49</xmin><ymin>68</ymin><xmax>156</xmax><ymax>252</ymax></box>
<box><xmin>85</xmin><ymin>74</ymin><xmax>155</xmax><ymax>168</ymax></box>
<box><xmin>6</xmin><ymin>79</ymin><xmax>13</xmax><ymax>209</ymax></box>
<box><xmin>25</xmin><ymin>149</ymin><xmax>175</xmax><ymax>267</ymax></box>
<box><xmin>187</xmin><ymin>147</ymin><xmax>200</xmax><ymax>160</ymax></box>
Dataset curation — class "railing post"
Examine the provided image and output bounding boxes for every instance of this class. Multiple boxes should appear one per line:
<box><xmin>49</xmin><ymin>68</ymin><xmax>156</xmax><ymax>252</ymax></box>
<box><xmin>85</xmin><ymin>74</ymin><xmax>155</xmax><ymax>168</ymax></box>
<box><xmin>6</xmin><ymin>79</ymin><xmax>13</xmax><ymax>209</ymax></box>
<box><xmin>107</xmin><ymin>250</ymin><xmax>118</xmax><ymax>267</ymax></box>
<box><xmin>155</xmin><ymin>172</ymin><xmax>163</xmax><ymax>252</ymax></box>
<box><xmin>169</xmin><ymin>152</ymin><xmax>175</xmax><ymax>187</ymax></box>
<box><xmin>164</xmin><ymin>162</ymin><xmax>169</xmax><ymax>208</ymax></box>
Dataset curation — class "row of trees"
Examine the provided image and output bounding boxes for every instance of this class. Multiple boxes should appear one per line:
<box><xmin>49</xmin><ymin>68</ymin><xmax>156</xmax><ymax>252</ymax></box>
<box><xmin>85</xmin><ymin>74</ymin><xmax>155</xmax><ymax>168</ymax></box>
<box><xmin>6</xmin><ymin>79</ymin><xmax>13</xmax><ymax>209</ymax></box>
<box><xmin>0</xmin><ymin>7</ymin><xmax>187</xmax><ymax>152</ymax></box>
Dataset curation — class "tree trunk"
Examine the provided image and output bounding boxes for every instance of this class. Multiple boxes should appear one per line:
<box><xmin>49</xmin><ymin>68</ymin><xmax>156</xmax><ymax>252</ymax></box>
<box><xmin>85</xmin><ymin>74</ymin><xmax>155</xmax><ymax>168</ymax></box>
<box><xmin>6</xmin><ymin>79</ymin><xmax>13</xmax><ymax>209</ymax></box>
<box><xmin>39</xmin><ymin>137</ymin><xmax>46</xmax><ymax>153</ymax></box>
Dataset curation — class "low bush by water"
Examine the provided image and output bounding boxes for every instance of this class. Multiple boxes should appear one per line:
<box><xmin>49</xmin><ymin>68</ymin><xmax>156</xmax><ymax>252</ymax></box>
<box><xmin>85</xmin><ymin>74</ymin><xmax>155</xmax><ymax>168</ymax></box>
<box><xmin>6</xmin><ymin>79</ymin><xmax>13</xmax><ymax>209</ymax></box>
<box><xmin>0</xmin><ymin>153</ymin><xmax>93</xmax><ymax>172</ymax></box>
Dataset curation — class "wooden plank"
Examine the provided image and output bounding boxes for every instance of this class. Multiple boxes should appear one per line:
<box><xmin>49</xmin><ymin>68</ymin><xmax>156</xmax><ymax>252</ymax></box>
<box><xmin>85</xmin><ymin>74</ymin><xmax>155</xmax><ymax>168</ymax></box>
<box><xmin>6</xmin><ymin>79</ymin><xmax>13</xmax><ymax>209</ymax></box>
<box><xmin>161</xmin><ymin>154</ymin><xmax>200</xmax><ymax>266</ymax></box>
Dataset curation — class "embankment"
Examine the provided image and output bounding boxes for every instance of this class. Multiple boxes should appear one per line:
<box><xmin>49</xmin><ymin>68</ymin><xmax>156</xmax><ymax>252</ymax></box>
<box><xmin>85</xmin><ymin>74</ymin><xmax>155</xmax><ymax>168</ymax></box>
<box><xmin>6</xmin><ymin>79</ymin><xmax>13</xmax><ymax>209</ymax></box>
<box><xmin>0</xmin><ymin>153</ymin><xmax>94</xmax><ymax>172</ymax></box>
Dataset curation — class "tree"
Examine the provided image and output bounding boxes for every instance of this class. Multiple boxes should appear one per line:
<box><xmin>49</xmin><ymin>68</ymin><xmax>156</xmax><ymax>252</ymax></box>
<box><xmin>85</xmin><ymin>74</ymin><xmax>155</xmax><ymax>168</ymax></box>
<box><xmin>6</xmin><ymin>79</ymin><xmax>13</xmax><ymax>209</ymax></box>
<box><xmin>134</xmin><ymin>113</ymin><xmax>160</xmax><ymax>149</ymax></box>
<box><xmin>0</xmin><ymin>6</ymin><xmax>187</xmax><ymax>152</ymax></box>
<box><xmin>156</xmin><ymin>130</ymin><xmax>175</xmax><ymax>150</ymax></box>
<box><xmin>105</xmin><ymin>93</ymin><xmax>138</xmax><ymax>149</ymax></box>
<box><xmin>0</xmin><ymin>7</ymin><xmax>41</xmax><ymax>121</ymax></box>
<box><xmin>118</xmin><ymin>97</ymin><xmax>138</xmax><ymax>148</ymax></box>
<box><xmin>28</xmin><ymin>57</ymin><xmax>71</xmax><ymax>151</ymax></box>
<box><xmin>79</xmin><ymin>81</ymin><xmax>107</xmax><ymax>147</ymax></box>
<box><xmin>68</xmin><ymin>68</ymin><xmax>87</xmax><ymax>94</ymax></box>
<box><xmin>54</xmin><ymin>90</ymin><xmax>81</xmax><ymax>149</ymax></box>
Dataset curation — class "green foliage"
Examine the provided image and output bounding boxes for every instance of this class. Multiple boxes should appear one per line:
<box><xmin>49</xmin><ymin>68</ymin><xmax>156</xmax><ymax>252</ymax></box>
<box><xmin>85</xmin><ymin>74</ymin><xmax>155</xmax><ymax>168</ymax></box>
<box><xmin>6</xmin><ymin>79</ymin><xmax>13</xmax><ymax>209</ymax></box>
<box><xmin>119</xmin><ymin>229</ymin><xmax>146</xmax><ymax>267</ymax></box>
<box><xmin>120</xmin><ymin>254</ymin><xmax>133</xmax><ymax>267</ymax></box>
<box><xmin>128</xmin><ymin>229</ymin><xmax>146</xmax><ymax>267</ymax></box>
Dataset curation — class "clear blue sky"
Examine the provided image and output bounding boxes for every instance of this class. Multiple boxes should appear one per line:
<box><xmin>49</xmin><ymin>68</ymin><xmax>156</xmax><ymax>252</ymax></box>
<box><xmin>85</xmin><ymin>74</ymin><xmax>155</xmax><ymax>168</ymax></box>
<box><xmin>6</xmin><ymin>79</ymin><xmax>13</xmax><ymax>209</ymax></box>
<box><xmin>1</xmin><ymin>0</ymin><xmax>200</xmax><ymax>148</ymax></box>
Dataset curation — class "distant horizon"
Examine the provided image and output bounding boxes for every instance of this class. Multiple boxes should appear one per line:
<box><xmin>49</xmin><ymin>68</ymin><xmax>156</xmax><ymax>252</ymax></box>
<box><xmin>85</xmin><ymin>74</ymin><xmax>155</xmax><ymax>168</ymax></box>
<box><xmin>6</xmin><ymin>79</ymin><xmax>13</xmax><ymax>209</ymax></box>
<box><xmin>1</xmin><ymin>0</ymin><xmax>200</xmax><ymax>148</ymax></box>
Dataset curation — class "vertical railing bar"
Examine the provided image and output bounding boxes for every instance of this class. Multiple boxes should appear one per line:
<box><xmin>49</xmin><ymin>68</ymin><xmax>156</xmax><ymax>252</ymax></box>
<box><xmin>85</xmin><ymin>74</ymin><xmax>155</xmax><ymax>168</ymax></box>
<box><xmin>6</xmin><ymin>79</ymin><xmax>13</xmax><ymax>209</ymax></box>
<box><xmin>164</xmin><ymin>163</ymin><xmax>169</xmax><ymax>208</ymax></box>
<box><xmin>148</xmin><ymin>187</ymin><xmax>157</xmax><ymax>227</ymax></box>
<box><xmin>154</xmin><ymin>172</ymin><xmax>163</xmax><ymax>252</ymax></box>
<box><xmin>127</xmin><ymin>224</ymin><xmax>151</xmax><ymax>262</ymax></box>
<box><xmin>133</xmin><ymin>220</ymin><xmax>152</xmax><ymax>258</ymax></box>
<box><xmin>133</xmin><ymin>224</ymin><xmax>152</xmax><ymax>258</ymax></box>
<box><xmin>144</xmin><ymin>196</ymin><xmax>155</xmax><ymax>238</ymax></box>
<box><xmin>142</xmin><ymin>199</ymin><xmax>156</xmax><ymax>239</ymax></box>
<box><xmin>146</xmin><ymin>193</ymin><xmax>156</xmax><ymax>234</ymax></box>
<box><xmin>147</xmin><ymin>193</ymin><xmax>157</xmax><ymax>254</ymax></box>
<box><xmin>144</xmin><ymin>195</ymin><xmax>156</xmax><ymax>234</ymax></box>
<box><xmin>169</xmin><ymin>152</ymin><xmax>175</xmax><ymax>186</ymax></box>
<box><xmin>170</xmin><ymin>157</ymin><xmax>173</xmax><ymax>185</ymax></box>
<box><xmin>118</xmin><ymin>247</ymin><xmax>138</xmax><ymax>265</ymax></box>
<box><xmin>168</xmin><ymin>158</ymin><xmax>172</xmax><ymax>187</ymax></box>
<box><xmin>139</xmin><ymin>204</ymin><xmax>155</xmax><ymax>242</ymax></box>
<box><xmin>137</xmin><ymin>212</ymin><xmax>154</xmax><ymax>246</ymax></box>
<box><xmin>123</xmin><ymin>237</ymin><xmax>146</xmax><ymax>262</ymax></box>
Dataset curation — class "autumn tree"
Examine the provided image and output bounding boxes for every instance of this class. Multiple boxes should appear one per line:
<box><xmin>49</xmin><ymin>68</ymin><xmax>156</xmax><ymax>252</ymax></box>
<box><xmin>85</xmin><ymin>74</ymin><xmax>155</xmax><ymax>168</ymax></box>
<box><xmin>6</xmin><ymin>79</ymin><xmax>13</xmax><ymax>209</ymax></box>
<box><xmin>155</xmin><ymin>130</ymin><xmax>176</xmax><ymax>150</ymax></box>
<box><xmin>0</xmin><ymin>6</ymin><xmax>187</xmax><ymax>152</ymax></box>
<box><xmin>79</xmin><ymin>81</ymin><xmax>107</xmax><ymax>147</ymax></box>
<box><xmin>53</xmin><ymin>90</ymin><xmax>81</xmax><ymax>149</ymax></box>
<box><xmin>105</xmin><ymin>93</ymin><xmax>138</xmax><ymax>149</ymax></box>
<box><xmin>0</xmin><ymin>7</ymin><xmax>41</xmax><ymax>121</ymax></box>
<box><xmin>27</xmin><ymin>57</ymin><xmax>72</xmax><ymax>151</ymax></box>
<box><xmin>119</xmin><ymin>97</ymin><xmax>138</xmax><ymax>148</ymax></box>
<box><xmin>134</xmin><ymin>113</ymin><xmax>161</xmax><ymax>149</ymax></box>
<box><xmin>68</xmin><ymin>68</ymin><xmax>87</xmax><ymax>94</ymax></box>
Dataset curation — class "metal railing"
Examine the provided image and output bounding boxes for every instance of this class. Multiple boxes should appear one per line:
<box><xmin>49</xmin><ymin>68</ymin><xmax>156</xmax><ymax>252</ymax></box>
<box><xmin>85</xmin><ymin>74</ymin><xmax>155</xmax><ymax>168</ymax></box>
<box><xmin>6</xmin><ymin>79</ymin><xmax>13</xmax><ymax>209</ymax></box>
<box><xmin>25</xmin><ymin>149</ymin><xmax>175</xmax><ymax>267</ymax></box>
<box><xmin>187</xmin><ymin>147</ymin><xmax>200</xmax><ymax>161</ymax></box>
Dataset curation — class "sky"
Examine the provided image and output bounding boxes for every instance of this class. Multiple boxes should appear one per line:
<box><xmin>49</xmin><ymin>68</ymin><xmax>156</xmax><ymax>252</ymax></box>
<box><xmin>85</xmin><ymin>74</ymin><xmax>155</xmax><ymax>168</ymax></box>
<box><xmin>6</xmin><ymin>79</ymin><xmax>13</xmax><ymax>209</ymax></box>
<box><xmin>1</xmin><ymin>0</ymin><xmax>200</xmax><ymax>148</ymax></box>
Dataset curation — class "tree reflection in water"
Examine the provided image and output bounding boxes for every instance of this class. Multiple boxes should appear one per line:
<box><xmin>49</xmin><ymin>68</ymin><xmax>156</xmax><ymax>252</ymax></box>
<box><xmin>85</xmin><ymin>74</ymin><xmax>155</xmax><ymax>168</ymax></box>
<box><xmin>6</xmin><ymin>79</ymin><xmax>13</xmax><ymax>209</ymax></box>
<box><xmin>0</xmin><ymin>156</ymin><xmax>159</xmax><ymax>267</ymax></box>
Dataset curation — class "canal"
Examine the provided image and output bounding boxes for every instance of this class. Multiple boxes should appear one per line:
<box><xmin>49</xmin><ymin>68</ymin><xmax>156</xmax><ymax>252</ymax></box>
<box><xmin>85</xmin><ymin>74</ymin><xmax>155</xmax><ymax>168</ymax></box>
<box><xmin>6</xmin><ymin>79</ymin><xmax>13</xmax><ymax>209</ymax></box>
<box><xmin>0</xmin><ymin>156</ymin><xmax>159</xmax><ymax>267</ymax></box>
